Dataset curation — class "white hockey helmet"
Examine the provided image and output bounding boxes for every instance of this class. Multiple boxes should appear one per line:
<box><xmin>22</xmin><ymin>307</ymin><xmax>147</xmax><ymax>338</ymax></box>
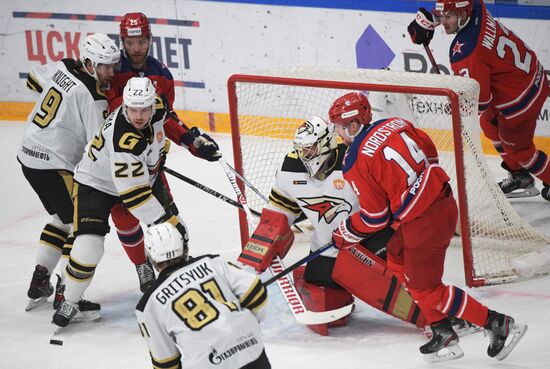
<box><xmin>293</xmin><ymin>116</ymin><xmax>337</xmax><ymax>178</ymax></box>
<box><xmin>145</xmin><ymin>222</ymin><xmax>189</xmax><ymax>264</ymax></box>
<box><xmin>123</xmin><ymin>77</ymin><xmax>157</xmax><ymax>108</ymax></box>
<box><xmin>79</xmin><ymin>33</ymin><xmax>120</xmax><ymax>80</ymax></box>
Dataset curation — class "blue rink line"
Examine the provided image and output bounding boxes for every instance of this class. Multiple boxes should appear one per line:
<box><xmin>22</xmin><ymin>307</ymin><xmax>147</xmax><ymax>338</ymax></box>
<box><xmin>205</xmin><ymin>0</ymin><xmax>550</xmax><ymax>20</ymax></box>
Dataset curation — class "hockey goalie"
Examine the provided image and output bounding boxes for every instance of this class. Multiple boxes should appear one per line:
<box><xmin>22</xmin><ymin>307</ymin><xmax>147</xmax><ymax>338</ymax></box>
<box><xmin>238</xmin><ymin>116</ymin><xmax>429</xmax><ymax>336</ymax></box>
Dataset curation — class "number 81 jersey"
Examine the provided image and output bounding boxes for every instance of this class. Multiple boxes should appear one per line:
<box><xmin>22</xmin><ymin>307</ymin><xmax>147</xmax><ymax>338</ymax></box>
<box><xmin>18</xmin><ymin>59</ymin><xmax>108</xmax><ymax>171</ymax></box>
<box><xmin>135</xmin><ymin>255</ymin><xmax>267</xmax><ymax>369</ymax></box>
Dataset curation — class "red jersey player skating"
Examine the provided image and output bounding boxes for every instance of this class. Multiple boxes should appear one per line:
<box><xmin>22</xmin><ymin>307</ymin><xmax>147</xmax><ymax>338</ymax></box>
<box><xmin>329</xmin><ymin>92</ymin><xmax>527</xmax><ymax>362</ymax></box>
<box><xmin>408</xmin><ymin>0</ymin><xmax>550</xmax><ymax>200</ymax></box>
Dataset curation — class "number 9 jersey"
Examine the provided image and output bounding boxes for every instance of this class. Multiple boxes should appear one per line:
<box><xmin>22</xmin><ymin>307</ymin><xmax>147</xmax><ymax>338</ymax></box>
<box><xmin>18</xmin><ymin>59</ymin><xmax>108</xmax><ymax>171</ymax></box>
<box><xmin>135</xmin><ymin>255</ymin><xmax>268</xmax><ymax>369</ymax></box>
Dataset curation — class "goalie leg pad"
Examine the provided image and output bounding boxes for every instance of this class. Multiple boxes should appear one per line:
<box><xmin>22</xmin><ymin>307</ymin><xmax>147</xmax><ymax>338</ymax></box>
<box><xmin>293</xmin><ymin>266</ymin><xmax>353</xmax><ymax>336</ymax></box>
<box><xmin>332</xmin><ymin>244</ymin><xmax>427</xmax><ymax>328</ymax></box>
<box><xmin>238</xmin><ymin>208</ymin><xmax>294</xmax><ymax>273</ymax></box>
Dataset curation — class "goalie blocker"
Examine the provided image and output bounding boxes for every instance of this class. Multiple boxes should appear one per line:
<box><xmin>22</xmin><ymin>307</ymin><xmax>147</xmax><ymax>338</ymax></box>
<box><xmin>238</xmin><ymin>208</ymin><xmax>294</xmax><ymax>272</ymax></box>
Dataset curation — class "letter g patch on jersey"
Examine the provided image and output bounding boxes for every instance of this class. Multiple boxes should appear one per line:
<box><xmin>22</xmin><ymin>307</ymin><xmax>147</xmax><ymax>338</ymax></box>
<box><xmin>298</xmin><ymin>195</ymin><xmax>352</xmax><ymax>224</ymax></box>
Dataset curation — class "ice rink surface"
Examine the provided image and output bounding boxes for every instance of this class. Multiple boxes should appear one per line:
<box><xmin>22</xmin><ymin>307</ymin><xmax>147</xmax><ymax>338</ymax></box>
<box><xmin>1</xmin><ymin>121</ymin><xmax>549</xmax><ymax>369</ymax></box>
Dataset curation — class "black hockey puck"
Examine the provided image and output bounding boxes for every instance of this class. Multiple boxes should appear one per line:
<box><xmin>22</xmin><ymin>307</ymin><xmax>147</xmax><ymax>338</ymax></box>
<box><xmin>50</xmin><ymin>339</ymin><xmax>63</xmax><ymax>346</ymax></box>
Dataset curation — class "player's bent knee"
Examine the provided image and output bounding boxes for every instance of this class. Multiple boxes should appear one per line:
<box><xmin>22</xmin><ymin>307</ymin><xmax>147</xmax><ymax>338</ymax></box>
<box><xmin>66</xmin><ymin>234</ymin><xmax>105</xmax><ymax>282</ymax></box>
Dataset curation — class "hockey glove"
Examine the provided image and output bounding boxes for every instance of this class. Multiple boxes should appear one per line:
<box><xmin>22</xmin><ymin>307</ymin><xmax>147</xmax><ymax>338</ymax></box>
<box><xmin>407</xmin><ymin>7</ymin><xmax>439</xmax><ymax>45</ymax></box>
<box><xmin>332</xmin><ymin>218</ymin><xmax>365</xmax><ymax>250</ymax></box>
<box><xmin>180</xmin><ymin>127</ymin><xmax>222</xmax><ymax>162</ymax></box>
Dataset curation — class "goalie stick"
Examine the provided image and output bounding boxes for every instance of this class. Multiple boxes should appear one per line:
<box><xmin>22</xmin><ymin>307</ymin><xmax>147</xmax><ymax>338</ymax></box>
<box><xmin>219</xmin><ymin>158</ymin><xmax>352</xmax><ymax>324</ymax></box>
<box><xmin>224</xmin><ymin>161</ymin><xmax>306</xmax><ymax>233</ymax></box>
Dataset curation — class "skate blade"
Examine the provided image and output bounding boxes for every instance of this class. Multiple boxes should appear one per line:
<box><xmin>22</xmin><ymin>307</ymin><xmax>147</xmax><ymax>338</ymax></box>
<box><xmin>495</xmin><ymin>324</ymin><xmax>528</xmax><ymax>361</ymax></box>
<box><xmin>504</xmin><ymin>187</ymin><xmax>540</xmax><ymax>198</ymax></box>
<box><xmin>423</xmin><ymin>343</ymin><xmax>464</xmax><ymax>363</ymax></box>
<box><xmin>25</xmin><ymin>297</ymin><xmax>49</xmax><ymax>311</ymax></box>
<box><xmin>72</xmin><ymin>310</ymin><xmax>102</xmax><ymax>323</ymax></box>
<box><xmin>455</xmin><ymin>324</ymin><xmax>482</xmax><ymax>338</ymax></box>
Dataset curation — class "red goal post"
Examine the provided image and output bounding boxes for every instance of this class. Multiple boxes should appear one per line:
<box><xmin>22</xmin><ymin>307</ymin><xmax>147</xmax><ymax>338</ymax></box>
<box><xmin>227</xmin><ymin>67</ymin><xmax>550</xmax><ymax>287</ymax></box>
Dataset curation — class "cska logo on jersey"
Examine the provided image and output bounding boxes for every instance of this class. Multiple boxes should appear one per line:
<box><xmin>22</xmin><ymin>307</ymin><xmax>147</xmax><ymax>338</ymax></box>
<box><xmin>298</xmin><ymin>195</ymin><xmax>352</xmax><ymax>224</ymax></box>
<box><xmin>452</xmin><ymin>41</ymin><xmax>465</xmax><ymax>57</ymax></box>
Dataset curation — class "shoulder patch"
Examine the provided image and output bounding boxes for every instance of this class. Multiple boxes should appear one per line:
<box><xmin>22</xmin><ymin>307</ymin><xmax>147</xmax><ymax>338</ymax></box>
<box><xmin>281</xmin><ymin>151</ymin><xmax>307</xmax><ymax>173</ymax></box>
<box><xmin>113</xmin><ymin>114</ymin><xmax>148</xmax><ymax>155</ymax></box>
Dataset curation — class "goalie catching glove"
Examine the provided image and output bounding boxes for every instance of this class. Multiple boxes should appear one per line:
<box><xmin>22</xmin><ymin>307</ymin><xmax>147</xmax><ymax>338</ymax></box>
<box><xmin>237</xmin><ymin>208</ymin><xmax>294</xmax><ymax>273</ymax></box>
<box><xmin>180</xmin><ymin>127</ymin><xmax>222</xmax><ymax>162</ymax></box>
<box><xmin>407</xmin><ymin>7</ymin><xmax>440</xmax><ymax>45</ymax></box>
<box><xmin>332</xmin><ymin>218</ymin><xmax>367</xmax><ymax>250</ymax></box>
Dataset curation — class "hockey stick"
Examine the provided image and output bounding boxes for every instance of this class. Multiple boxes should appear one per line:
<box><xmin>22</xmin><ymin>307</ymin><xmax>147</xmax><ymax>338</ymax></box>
<box><xmin>225</xmin><ymin>162</ymin><xmax>269</xmax><ymax>203</ymax></box>
<box><xmin>164</xmin><ymin>166</ymin><xmax>262</xmax><ymax>217</ymax></box>
<box><xmin>263</xmin><ymin>241</ymin><xmax>334</xmax><ymax>286</ymax></box>
<box><xmin>219</xmin><ymin>158</ymin><xmax>352</xmax><ymax>325</ymax></box>
<box><xmin>423</xmin><ymin>43</ymin><xmax>441</xmax><ymax>74</ymax></box>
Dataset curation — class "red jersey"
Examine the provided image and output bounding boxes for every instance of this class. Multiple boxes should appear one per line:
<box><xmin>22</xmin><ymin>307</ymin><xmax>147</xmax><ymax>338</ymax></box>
<box><xmin>342</xmin><ymin>118</ymin><xmax>450</xmax><ymax>234</ymax></box>
<box><xmin>450</xmin><ymin>0</ymin><xmax>549</xmax><ymax>122</ymax></box>
<box><xmin>106</xmin><ymin>54</ymin><xmax>188</xmax><ymax>143</ymax></box>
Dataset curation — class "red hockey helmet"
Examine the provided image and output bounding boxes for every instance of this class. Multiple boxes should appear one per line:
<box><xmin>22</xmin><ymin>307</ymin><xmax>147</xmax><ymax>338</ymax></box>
<box><xmin>120</xmin><ymin>12</ymin><xmax>151</xmax><ymax>38</ymax></box>
<box><xmin>434</xmin><ymin>0</ymin><xmax>473</xmax><ymax>17</ymax></box>
<box><xmin>329</xmin><ymin>92</ymin><xmax>372</xmax><ymax>127</ymax></box>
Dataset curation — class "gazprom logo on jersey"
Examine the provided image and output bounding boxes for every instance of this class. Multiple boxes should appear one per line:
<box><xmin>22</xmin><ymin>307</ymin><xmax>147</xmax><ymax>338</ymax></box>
<box><xmin>208</xmin><ymin>336</ymin><xmax>259</xmax><ymax>365</ymax></box>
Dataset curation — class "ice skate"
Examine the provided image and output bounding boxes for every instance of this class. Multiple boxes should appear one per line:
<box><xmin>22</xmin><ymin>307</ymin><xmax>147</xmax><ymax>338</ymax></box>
<box><xmin>53</xmin><ymin>299</ymin><xmax>102</xmax><ymax>327</ymax></box>
<box><xmin>25</xmin><ymin>265</ymin><xmax>53</xmax><ymax>311</ymax></box>
<box><xmin>484</xmin><ymin>310</ymin><xmax>527</xmax><ymax>361</ymax></box>
<box><xmin>450</xmin><ymin>316</ymin><xmax>482</xmax><ymax>337</ymax></box>
<box><xmin>498</xmin><ymin>170</ymin><xmax>539</xmax><ymax>198</ymax></box>
<box><xmin>420</xmin><ymin>318</ymin><xmax>464</xmax><ymax>362</ymax></box>
<box><xmin>541</xmin><ymin>184</ymin><xmax>550</xmax><ymax>201</ymax></box>
<box><xmin>53</xmin><ymin>274</ymin><xmax>65</xmax><ymax>310</ymax></box>
<box><xmin>136</xmin><ymin>259</ymin><xmax>156</xmax><ymax>293</ymax></box>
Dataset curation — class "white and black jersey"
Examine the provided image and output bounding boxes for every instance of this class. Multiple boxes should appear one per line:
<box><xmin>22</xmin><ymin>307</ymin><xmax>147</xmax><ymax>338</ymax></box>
<box><xmin>18</xmin><ymin>59</ymin><xmax>108</xmax><ymax>171</ymax></box>
<box><xmin>136</xmin><ymin>255</ymin><xmax>268</xmax><ymax>369</ymax></box>
<box><xmin>268</xmin><ymin>144</ymin><xmax>359</xmax><ymax>258</ymax></box>
<box><xmin>74</xmin><ymin>98</ymin><xmax>167</xmax><ymax>225</ymax></box>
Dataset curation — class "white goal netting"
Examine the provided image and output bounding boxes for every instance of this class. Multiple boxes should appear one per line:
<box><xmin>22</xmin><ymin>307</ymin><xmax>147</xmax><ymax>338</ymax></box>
<box><xmin>228</xmin><ymin>67</ymin><xmax>550</xmax><ymax>286</ymax></box>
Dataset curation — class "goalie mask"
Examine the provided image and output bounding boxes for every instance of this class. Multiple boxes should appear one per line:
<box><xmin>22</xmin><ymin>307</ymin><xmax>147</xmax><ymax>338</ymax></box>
<box><xmin>79</xmin><ymin>33</ymin><xmax>120</xmax><ymax>81</ymax></box>
<box><xmin>145</xmin><ymin>223</ymin><xmax>189</xmax><ymax>264</ymax></box>
<box><xmin>293</xmin><ymin>116</ymin><xmax>337</xmax><ymax>178</ymax></box>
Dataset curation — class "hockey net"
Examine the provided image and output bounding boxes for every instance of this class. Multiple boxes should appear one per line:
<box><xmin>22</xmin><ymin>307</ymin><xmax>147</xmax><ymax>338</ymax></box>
<box><xmin>227</xmin><ymin>67</ymin><xmax>550</xmax><ymax>287</ymax></box>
